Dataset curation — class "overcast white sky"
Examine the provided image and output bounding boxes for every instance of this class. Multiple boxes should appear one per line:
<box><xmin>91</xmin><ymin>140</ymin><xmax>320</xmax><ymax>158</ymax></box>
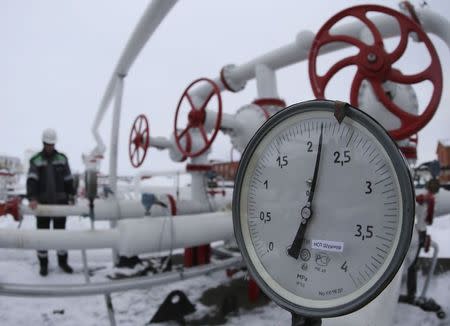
<box><xmin>1</xmin><ymin>0</ymin><xmax>450</xmax><ymax>176</ymax></box>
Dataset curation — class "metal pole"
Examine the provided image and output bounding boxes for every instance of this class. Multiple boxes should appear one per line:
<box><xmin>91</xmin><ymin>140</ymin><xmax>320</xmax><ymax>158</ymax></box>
<box><xmin>420</xmin><ymin>241</ymin><xmax>439</xmax><ymax>298</ymax></box>
<box><xmin>81</xmin><ymin>250</ymin><xmax>90</xmax><ymax>283</ymax></box>
<box><xmin>0</xmin><ymin>256</ymin><xmax>242</xmax><ymax>297</ymax></box>
<box><xmin>105</xmin><ymin>294</ymin><xmax>116</xmax><ymax>326</ymax></box>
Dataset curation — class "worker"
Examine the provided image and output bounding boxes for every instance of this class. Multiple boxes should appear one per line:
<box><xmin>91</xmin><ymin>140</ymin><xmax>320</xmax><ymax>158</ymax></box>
<box><xmin>26</xmin><ymin>128</ymin><xmax>76</xmax><ymax>276</ymax></box>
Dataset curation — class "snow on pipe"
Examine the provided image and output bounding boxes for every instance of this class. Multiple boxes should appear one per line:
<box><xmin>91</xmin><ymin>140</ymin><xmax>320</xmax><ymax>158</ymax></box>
<box><xmin>0</xmin><ymin>256</ymin><xmax>242</xmax><ymax>297</ymax></box>
<box><xmin>0</xmin><ymin>212</ymin><xmax>234</xmax><ymax>255</ymax></box>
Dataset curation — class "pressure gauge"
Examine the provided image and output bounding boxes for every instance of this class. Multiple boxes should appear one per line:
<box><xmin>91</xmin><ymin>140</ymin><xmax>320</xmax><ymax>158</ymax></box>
<box><xmin>233</xmin><ymin>100</ymin><xmax>414</xmax><ymax>318</ymax></box>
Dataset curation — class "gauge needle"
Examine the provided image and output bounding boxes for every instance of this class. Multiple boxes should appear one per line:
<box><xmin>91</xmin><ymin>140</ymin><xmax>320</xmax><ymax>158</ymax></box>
<box><xmin>288</xmin><ymin>123</ymin><xmax>323</xmax><ymax>259</ymax></box>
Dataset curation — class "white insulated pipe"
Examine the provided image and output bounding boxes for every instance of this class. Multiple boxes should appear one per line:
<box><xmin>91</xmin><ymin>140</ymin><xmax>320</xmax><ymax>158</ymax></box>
<box><xmin>16</xmin><ymin>188</ymin><xmax>448</xmax><ymax>220</ymax></box>
<box><xmin>0</xmin><ymin>212</ymin><xmax>233</xmax><ymax>256</ymax></box>
<box><xmin>149</xmin><ymin>136</ymin><xmax>172</xmax><ymax>149</ymax></box>
<box><xmin>91</xmin><ymin>0</ymin><xmax>178</xmax><ymax>157</ymax></box>
<box><xmin>19</xmin><ymin>195</ymin><xmax>230</xmax><ymax>219</ymax></box>
<box><xmin>418</xmin><ymin>8</ymin><xmax>450</xmax><ymax>49</ymax></box>
<box><xmin>255</xmin><ymin>64</ymin><xmax>279</xmax><ymax>99</ymax></box>
<box><xmin>192</xmin><ymin>9</ymin><xmax>450</xmax><ymax>100</ymax></box>
<box><xmin>133</xmin><ymin>169</ymin><xmax>186</xmax><ymax>178</ymax></box>
<box><xmin>89</xmin><ymin>5</ymin><xmax>450</xmax><ymax>159</ymax></box>
<box><xmin>118</xmin><ymin>212</ymin><xmax>233</xmax><ymax>256</ymax></box>
<box><xmin>109</xmin><ymin>77</ymin><xmax>124</xmax><ymax>194</ymax></box>
<box><xmin>0</xmin><ymin>229</ymin><xmax>118</xmax><ymax>250</ymax></box>
<box><xmin>21</xmin><ymin>199</ymin><xmax>150</xmax><ymax>220</ymax></box>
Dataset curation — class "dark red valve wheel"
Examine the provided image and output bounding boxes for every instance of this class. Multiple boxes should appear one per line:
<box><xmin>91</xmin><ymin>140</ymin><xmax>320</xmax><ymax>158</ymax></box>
<box><xmin>174</xmin><ymin>78</ymin><xmax>222</xmax><ymax>158</ymax></box>
<box><xmin>309</xmin><ymin>5</ymin><xmax>442</xmax><ymax>140</ymax></box>
<box><xmin>129</xmin><ymin>114</ymin><xmax>150</xmax><ymax>168</ymax></box>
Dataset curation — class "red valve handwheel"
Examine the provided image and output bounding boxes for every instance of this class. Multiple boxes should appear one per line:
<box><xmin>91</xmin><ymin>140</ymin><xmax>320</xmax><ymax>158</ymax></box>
<box><xmin>309</xmin><ymin>5</ymin><xmax>442</xmax><ymax>140</ymax></box>
<box><xmin>174</xmin><ymin>78</ymin><xmax>222</xmax><ymax>158</ymax></box>
<box><xmin>129</xmin><ymin>114</ymin><xmax>150</xmax><ymax>168</ymax></box>
<box><xmin>0</xmin><ymin>197</ymin><xmax>21</xmax><ymax>221</ymax></box>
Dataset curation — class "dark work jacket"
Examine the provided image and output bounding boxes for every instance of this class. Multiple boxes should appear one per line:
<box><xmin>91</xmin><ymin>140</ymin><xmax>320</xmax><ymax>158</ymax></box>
<box><xmin>26</xmin><ymin>150</ymin><xmax>75</xmax><ymax>204</ymax></box>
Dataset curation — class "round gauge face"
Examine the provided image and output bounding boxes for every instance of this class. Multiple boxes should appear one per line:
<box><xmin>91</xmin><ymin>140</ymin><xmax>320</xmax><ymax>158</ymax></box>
<box><xmin>233</xmin><ymin>100</ymin><xmax>414</xmax><ymax>318</ymax></box>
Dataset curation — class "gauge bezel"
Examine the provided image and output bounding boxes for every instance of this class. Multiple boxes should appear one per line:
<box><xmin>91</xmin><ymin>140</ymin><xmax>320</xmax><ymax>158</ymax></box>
<box><xmin>232</xmin><ymin>100</ymin><xmax>414</xmax><ymax>318</ymax></box>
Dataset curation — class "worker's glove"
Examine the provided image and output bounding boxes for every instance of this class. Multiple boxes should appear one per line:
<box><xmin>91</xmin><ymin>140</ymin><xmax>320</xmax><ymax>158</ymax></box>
<box><xmin>29</xmin><ymin>199</ymin><xmax>38</xmax><ymax>210</ymax></box>
<box><xmin>68</xmin><ymin>195</ymin><xmax>76</xmax><ymax>206</ymax></box>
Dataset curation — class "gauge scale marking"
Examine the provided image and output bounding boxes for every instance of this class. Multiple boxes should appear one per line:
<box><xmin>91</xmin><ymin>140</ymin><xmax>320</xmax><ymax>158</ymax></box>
<box><xmin>233</xmin><ymin>100</ymin><xmax>414</xmax><ymax>317</ymax></box>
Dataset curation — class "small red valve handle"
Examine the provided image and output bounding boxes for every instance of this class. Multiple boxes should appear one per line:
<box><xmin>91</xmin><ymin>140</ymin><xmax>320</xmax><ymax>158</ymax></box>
<box><xmin>424</xmin><ymin>234</ymin><xmax>431</xmax><ymax>253</ymax></box>
<box><xmin>309</xmin><ymin>5</ymin><xmax>442</xmax><ymax>140</ymax></box>
<box><xmin>129</xmin><ymin>114</ymin><xmax>150</xmax><ymax>168</ymax></box>
<box><xmin>207</xmin><ymin>189</ymin><xmax>226</xmax><ymax>197</ymax></box>
<box><xmin>174</xmin><ymin>78</ymin><xmax>222</xmax><ymax>158</ymax></box>
<box><xmin>425</xmin><ymin>194</ymin><xmax>435</xmax><ymax>225</ymax></box>
<box><xmin>416</xmin><ymin>192</ymin><xmax>435</xmax><ymax>225</ymax></box>
<box><xmin>0</xmin><ymin>197</ymin><xmax>21</xmax><ymax>221</ymax></box>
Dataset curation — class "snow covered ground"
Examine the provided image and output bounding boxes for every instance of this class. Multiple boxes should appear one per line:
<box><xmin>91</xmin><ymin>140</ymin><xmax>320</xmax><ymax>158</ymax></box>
<box><xmin>0</xmin><ymin>214</ymin><xmax>449</xmax><ymax>326</ymax></box>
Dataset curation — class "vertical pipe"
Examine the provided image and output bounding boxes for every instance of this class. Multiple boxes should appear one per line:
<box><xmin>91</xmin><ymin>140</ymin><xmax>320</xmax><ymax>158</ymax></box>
<box><xmin>109</xmin><ymin>76</ymin><xmax>125</xmax><ymax>193</ymax></box>
<box><xmin>109</xmin><ymin>75</ymin><xmax>125</xmax><ymax>264</ymax></box>
<box><xmin>190</xmin><ymin>155</ymin><xmax>210</xmax><ymax>207</ymax></box>
<box><xmin>255</xmin><ymin>64</ymin><xmax>279</xmax><ymax>98</ymax></box>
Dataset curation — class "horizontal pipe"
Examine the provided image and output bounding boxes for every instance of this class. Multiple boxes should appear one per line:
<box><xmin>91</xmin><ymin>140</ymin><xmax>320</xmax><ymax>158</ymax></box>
<box><xmin>149</xmin><ymin>136</ymin><xmax>172</xmax><ymax>149</ymax></box>
<box><xmin>193</xmin><ymin>9</ymin><xmax>450</xmax><ymax>100</ymax></box>
<box><xmin>191</xmin><ymin>16</ymin><xmax>395</xmax><ymax>98</ymax></box>
<box><xmin>20</xmin><ymin>199</ymin><xmax>147</xmax><ymax>220</ymax></box>
<box><xmin>0</xmin><ymin>256</ymin><xmax>242</xmax><ymax>297</ymax></box>
<box><xmin>118</xmin><ymin>212</ymin><xmax>233</xmax><ymax>256</ymax></box>
<box><xmin>0</xmin><ymin>212</ymin><xmax>234</xmax><ymax>255</ymax></box>
<box><xmin>19</xmin><ymin>195</ymin><xmax>230</xmax><ymax>219</ymax></box>
<box><xmin>19</xmin><ymin>187</ymin><xmax>449</xmax><ymax>220</ymax></box>
<box><xmin>0</xmin><ymin>229</ymin><xmax>119</xmax><ymax>250</ymax></box>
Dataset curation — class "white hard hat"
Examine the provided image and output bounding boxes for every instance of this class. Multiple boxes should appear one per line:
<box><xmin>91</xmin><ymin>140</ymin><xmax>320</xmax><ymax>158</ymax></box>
<box><xmin>42</xmin><ymin>128</ymin><xmax>57</xmax><ymax>145</ymax></box>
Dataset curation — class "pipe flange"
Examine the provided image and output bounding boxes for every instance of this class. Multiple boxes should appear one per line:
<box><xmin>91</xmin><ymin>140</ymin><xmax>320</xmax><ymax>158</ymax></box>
<box><xmin>169</xmin><ymin>132</ymin><xmax>192</xmax><ymax>162</ymax></box>
<box><xmin>357</xmin><ymin>80</ymin><xmax>418</xmax><ymax>133</ymax></box>
<box><xmin>253</xmin><ymin>98</ymin><xmax>286</xmax><ymax>118</ymax></box>
<box><xmin>399</xmin><ymin>146</ymin><xmax>417</xmax><ymax>160</ymax></box>
<box><xmin>186</xmin><ymin>164</ymin><xmax>213</xmax><ymax>172</ymax></box>
<box><xmin>230</xmin><ymin>104</ymin><xmax>268</xmax><ymax>153</ymax></box>
<box><xmin>220</xmin><ymin>64</ymin><xmax>246</xmax><ymax>93</ymax></box>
